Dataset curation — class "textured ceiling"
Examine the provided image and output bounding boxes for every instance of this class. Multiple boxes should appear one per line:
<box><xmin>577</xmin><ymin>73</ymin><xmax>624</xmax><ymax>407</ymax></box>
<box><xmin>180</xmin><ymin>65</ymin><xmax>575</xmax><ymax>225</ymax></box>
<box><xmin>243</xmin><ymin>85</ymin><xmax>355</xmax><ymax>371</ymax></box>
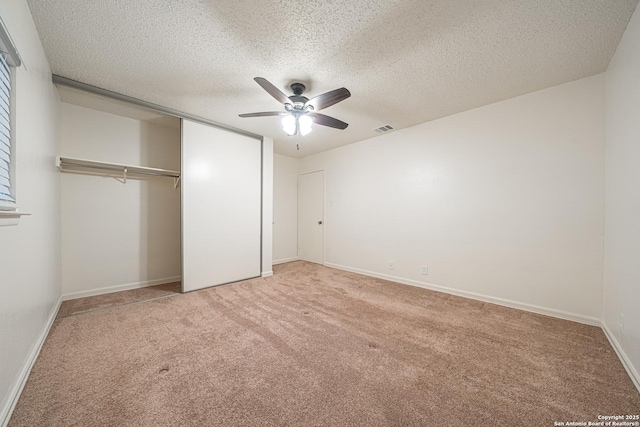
<box><xmin>28</xmin><ymin>0</ymin><xmax>638</xmax><ymax>158</ymax></box>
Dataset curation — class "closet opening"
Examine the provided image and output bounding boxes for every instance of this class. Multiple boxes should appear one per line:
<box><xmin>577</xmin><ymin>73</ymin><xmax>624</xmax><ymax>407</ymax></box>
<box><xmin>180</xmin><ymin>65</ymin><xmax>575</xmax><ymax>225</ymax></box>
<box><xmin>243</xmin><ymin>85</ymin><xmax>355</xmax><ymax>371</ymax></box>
<box><xmin>57</xmin><ymin>85</ymin><xmax>182</xmax><ymax>302</ymax></box>
<box><xmin>55</xmin><ymin>81</ymin><xmax>271</xmax><ymax>304</ymax></box>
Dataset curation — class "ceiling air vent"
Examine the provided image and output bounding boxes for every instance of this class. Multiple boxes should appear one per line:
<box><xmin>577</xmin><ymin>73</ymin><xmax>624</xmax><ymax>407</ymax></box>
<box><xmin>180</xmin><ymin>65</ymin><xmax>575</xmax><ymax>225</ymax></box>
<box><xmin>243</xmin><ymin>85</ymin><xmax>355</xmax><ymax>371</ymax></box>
<box><xmin>374</xmin><ymin>124</ymin><xmax>394</xmax><ymax>133</ymax></box>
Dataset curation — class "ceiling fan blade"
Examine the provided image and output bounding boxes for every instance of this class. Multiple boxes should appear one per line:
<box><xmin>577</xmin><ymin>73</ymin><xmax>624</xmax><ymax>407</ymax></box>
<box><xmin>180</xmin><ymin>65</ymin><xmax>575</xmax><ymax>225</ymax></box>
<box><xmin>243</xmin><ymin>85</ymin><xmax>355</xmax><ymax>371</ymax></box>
<box><xmin>309</xmin><ymin>113</ymin><xmax>348</xmax><ymax>130</ymax></box>
<box><xmin>305</xmin><ymin>87</ymin><xmax>351</xmax><ymax>111</ymax></box>
<box><xmin>254</xmin><ymin>77</ymin><xmax>290</xmax><ymax>105</ymax></box>
<box><xmin>239</xmin><ymin>111</ymin><xmax>285</xmax><ymax>118</ymax></box>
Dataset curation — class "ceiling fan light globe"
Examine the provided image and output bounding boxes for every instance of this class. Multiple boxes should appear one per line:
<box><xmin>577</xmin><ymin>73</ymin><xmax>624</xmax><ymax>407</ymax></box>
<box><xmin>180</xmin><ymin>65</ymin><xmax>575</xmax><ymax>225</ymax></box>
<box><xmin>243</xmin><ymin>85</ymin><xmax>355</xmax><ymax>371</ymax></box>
<box><xmin>299</xmin><ymin>114</ymin><xmax>313</xmax><ymax>136</ymax></box>
<box><xmin>282</xmin><ymin>115</ymin><xmax>296</xmax><ymax>136</ymax></box>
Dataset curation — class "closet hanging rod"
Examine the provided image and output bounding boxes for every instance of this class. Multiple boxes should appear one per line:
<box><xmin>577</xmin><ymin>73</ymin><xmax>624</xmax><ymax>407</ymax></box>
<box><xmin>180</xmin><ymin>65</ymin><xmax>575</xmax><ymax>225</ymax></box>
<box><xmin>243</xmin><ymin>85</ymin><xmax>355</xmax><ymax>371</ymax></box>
<box><xmin>56</xmin><ymin>156</ymin><xmax>181</xmax><ymax>186</ymax></box>
<box><xmin>59</xmin><ymin>160</ymin><xmax>179</xmax><ymax>177</ymax></box>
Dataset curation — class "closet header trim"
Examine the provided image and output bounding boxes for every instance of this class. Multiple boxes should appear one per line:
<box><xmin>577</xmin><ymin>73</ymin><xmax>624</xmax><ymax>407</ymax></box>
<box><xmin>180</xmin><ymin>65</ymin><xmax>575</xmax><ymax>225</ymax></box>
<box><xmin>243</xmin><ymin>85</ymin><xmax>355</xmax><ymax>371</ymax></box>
<box><xmin>52</xmin><ymin>75</ymin><xmax>263</xmax><ymax>141</ymax></box>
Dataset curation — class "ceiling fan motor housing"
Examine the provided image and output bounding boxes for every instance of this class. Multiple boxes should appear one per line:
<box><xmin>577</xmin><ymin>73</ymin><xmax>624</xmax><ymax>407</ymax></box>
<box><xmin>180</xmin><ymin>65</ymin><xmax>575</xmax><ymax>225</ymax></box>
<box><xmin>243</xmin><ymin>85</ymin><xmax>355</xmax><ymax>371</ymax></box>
<box><xmin>290</xmin><ymin>82</ymin><xmax>306</xmax><ymax>95</ymax></box>
<box><xmin>289</xmin><ymin>83</ymin><xmax>308</xmax><ymax>106</ymax></box>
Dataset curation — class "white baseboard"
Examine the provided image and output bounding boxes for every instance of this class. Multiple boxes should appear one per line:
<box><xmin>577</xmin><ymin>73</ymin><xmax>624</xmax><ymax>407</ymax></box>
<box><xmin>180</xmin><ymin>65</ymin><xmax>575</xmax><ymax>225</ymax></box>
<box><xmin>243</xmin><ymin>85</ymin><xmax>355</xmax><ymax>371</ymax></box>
<box><xmin>261</xmin><ymin>271</ymin><xmax>273</xmax><ymax>278</ymax></box>
<box><xmin>327</xmin><ymin>262</ymin><xmax>639</xmax><ymax>393</ymax></box>
<box><xmin>272</xmin><ymin>257</ymin><xmax>299</xmax><ymax>266</ymax></box>
<box><xmin>601</xmin><ymin>322</ymin><xmax>640</xmax><ymax>393</ymax></box>
<box><xmin>62</xmin><ymin>276</ymin><xmax>181</xmax><ymax>301</ymax></box>
<box><xmin>1</xmin><ymin>295</ymin><xmax>62</xmax><ymax>427</ymax></box>
<box><xmin>324</xmin><ymin>262</ymin><xmax>601</xmax><ymax>326</ymax></box>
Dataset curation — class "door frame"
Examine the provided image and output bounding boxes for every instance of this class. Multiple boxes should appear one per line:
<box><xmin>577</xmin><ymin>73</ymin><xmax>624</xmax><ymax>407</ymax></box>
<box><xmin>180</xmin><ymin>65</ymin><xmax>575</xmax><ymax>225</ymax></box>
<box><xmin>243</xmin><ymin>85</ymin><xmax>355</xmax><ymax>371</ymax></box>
<box><xmin>297</xmin><ymin>169</ymin><xmax>326</xmax><ymax>265</ymax></box>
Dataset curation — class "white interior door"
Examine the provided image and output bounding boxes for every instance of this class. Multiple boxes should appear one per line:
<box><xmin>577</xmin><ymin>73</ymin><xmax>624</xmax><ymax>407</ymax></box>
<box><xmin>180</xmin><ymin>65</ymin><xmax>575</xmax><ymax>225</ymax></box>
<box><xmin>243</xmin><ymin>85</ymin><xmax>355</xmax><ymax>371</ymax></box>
<box><xmin>298</xmin><ymin>170</ymin><xmax>324</xmax><ymax>264</ymax></box>
<box><xmin>181</xmin><ymin>119</ymin><xmax>261</xmax><ymax>292</ymax></box>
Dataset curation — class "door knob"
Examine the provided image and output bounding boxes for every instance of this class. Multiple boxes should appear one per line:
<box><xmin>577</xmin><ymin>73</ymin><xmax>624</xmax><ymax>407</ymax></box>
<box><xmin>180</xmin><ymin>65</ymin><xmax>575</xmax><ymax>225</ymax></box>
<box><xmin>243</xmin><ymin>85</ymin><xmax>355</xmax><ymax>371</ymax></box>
<box><xmin>318</xmin><ymin>221</ymin><xmax>323</xmax><ymax>225</ymax></box>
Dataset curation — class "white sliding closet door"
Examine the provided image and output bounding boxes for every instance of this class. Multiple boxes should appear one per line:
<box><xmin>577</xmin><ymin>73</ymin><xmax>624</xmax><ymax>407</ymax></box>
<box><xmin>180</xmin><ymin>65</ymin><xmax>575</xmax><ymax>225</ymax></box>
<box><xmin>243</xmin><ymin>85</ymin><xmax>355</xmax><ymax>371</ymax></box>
<box><xmin>181</xmin><ymin>119</ymin><xmax>262</xmax><ymax>292</ymax></box>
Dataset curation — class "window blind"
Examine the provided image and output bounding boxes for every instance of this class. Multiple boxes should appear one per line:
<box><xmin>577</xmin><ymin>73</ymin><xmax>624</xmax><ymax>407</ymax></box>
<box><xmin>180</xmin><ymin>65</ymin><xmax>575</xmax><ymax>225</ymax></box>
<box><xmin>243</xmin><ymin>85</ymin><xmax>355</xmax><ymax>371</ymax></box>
<box><xmin>0</xmin><ymin>53</ymin><xmax>12</xmax><ymax>204</ymax></box>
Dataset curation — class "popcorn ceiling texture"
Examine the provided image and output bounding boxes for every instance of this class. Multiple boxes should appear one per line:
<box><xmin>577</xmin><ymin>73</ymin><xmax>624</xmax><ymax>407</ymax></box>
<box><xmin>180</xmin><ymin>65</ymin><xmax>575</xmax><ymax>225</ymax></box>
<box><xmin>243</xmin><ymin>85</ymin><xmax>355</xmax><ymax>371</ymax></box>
<box><xmin>27</xmin><ymin>0</ymin><xmax>639</xmax><ymax>158</ymax></box>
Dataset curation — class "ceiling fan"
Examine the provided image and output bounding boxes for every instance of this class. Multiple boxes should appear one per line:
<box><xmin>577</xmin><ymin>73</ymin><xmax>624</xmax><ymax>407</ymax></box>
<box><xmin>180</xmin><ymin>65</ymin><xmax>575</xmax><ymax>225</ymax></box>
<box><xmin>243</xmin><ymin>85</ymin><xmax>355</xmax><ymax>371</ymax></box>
<box><xmin>239</xmin><ymin>77</ymin><xmax>350</xmax><ymax>137</ymax></box>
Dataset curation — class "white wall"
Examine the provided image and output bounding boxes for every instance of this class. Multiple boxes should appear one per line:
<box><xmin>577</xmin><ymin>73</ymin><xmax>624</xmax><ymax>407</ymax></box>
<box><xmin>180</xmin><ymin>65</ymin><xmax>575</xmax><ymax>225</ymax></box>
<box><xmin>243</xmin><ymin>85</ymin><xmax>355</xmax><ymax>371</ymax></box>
<box><xmin>273</xmin><ymin>154</ymin><xmax>299</xmax><ymax>263</ymax></box>
<box><xmin>300</xmin><ymin>74</ymin><xmax>605</xmax><ymax>322</ymax></box>
<box><xmin>60</xmin><ymin>103</ymin><xmax>181</xmax><ymax>298</ymax></box>
<box><xmin>603</xmin><ymin>5</ymin><xmax>640</xmax><ymax>387</ymax></box>
<box><xmin>0</xmin><ymin>2</ymin><xmax>61</xmax><ymax>425</ymax></box>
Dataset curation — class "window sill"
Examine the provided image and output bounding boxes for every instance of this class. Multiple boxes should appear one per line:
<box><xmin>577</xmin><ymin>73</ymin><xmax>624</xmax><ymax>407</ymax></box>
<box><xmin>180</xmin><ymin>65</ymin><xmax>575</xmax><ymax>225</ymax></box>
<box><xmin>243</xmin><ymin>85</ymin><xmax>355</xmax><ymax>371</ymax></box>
<box><xmin>0</xmin><ymin>210</ymin><xmax>31</xmax><ymax>227</ymax></box>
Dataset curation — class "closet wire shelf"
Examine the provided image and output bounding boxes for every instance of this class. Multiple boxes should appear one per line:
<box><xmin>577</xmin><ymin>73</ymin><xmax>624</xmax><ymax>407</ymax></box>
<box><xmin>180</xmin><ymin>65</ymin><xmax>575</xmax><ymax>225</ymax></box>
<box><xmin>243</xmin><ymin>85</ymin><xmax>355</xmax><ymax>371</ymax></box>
<box><xmin>56</xmin><ymin>156</ymin><xmax>181</xmax><ymax>188</ymax></box>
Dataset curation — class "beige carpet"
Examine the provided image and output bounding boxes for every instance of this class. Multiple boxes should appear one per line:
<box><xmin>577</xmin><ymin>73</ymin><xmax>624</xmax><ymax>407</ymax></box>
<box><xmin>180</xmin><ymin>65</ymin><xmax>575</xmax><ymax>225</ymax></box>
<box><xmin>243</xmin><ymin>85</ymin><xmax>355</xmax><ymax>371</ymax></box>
<box><xmin>9</xmin><ymin>261</ymin><xmax>639</xmax><ymax>426</ymax></box>
<box><xmin>57</xmin><ymin>282</ymin><xmax>181</xmax><ymax>319</ymax></box>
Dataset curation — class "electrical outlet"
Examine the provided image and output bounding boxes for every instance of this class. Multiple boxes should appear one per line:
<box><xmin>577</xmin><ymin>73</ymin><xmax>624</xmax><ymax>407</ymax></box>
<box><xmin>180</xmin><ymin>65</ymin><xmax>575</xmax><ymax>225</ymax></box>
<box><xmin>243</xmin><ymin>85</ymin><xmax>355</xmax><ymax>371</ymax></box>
<box><xmin>421</xmin><ymin>265</ymin><xmax>429</xmax><ymax>275</ymax></box>
<box><xmin>619</xmin><ymin>314</ymin><xmax>625</xmax><ymax>336</ymax></box>
<box><xmin>388</xmin><ymin>261</ymin><xmax>395</xmax><ymax>270</ymax></box>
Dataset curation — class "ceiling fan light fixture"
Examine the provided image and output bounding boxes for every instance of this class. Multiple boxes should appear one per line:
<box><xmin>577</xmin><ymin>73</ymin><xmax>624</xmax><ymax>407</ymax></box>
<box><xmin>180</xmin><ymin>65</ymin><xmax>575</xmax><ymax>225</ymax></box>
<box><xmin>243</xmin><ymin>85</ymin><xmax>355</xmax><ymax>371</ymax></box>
<box><xmin>299</xmin><ymin>114</ymin><xmax>313</xmax><ymax>136</ymax></box>
<box><xmin>241</xmin><ymin>77</ymin><xmax>350</xmax><ymax>138</ymax></box>
<box><xmin>282</xmin><ymin>114</ymin><xmax>296</xmax><ymax>136</ymax></box>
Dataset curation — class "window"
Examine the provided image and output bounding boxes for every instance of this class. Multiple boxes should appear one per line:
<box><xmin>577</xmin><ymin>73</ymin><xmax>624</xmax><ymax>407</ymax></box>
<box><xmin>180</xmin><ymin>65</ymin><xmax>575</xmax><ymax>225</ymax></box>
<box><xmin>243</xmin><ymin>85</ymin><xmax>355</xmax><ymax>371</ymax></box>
<box><xmin>0</xmin><ymin>15</ymin><xmax>21</xmax><ymax>212</ymax></box>
<box><xmin>0</xmin><ymin>53</ymin><xmax>13</xmax><ymax>207</ymax></box>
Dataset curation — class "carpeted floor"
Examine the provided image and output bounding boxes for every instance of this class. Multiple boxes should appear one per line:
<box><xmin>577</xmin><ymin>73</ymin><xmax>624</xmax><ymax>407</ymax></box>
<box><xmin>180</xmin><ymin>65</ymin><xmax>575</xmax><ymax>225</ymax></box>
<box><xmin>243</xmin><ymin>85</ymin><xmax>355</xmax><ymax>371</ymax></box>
<box><xmin>9</xmin><ymin>261</ymin><xmax>640</xmax><ymax>426</ymax></box>
<box><xmin>56</xmin><ymin>282</ymin><xmax>181</xmax><ymax>319</ymax></box>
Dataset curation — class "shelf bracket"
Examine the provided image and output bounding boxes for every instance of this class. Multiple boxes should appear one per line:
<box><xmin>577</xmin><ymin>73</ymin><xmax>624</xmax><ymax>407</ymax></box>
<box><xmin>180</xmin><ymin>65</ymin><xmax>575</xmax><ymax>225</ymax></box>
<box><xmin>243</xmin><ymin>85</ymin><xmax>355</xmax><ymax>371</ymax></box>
<box><xmin>174</xmin><ymin>176</ymin><xmax>180</xmax><ymax>189</ymax></box>
<box><xmin>123</xmin><ymin>167</ymin><xmax>127</xmax><ymax>184</ymax></box>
